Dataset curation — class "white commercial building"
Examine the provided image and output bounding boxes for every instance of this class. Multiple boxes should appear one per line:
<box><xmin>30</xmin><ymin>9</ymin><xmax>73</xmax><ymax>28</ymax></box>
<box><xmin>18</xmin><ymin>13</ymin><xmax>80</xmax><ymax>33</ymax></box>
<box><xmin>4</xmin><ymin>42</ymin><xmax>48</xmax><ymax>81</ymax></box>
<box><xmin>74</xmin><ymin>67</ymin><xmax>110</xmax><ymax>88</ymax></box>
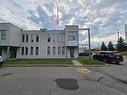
<box><xmin>0</xmin><ymin>23</ymin><xmax>79</xmax><ymax>59</ymax></box>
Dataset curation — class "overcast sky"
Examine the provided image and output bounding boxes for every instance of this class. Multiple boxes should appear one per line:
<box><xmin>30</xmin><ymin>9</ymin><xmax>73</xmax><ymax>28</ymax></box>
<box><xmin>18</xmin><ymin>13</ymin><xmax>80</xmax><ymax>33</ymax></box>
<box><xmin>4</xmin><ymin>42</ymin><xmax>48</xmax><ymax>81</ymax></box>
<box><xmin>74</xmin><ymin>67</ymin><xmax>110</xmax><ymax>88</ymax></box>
<box><xmin>0</xmin><ymin>0</ymin><xmax>127</xmax><ymax>48</ymax></box>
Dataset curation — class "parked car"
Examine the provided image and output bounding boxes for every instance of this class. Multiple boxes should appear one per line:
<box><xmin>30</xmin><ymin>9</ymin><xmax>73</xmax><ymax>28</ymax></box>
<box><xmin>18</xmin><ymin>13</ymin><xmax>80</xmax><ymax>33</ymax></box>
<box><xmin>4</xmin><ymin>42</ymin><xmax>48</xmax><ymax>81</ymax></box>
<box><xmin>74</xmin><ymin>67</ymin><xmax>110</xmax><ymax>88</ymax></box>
<box><xmin>79</xmin><ymin>51</ymin><xmax>92</xmax><ymax>56</ymax></box>
<box><xmin>93</xmin><ymin>51</ymin><xmax>123</xmax><ymax>64</ymax></box>
<box><xmin>0</xmin><ymin>56</ymin><xmax>4</xmax><ymax>65</ymax></box>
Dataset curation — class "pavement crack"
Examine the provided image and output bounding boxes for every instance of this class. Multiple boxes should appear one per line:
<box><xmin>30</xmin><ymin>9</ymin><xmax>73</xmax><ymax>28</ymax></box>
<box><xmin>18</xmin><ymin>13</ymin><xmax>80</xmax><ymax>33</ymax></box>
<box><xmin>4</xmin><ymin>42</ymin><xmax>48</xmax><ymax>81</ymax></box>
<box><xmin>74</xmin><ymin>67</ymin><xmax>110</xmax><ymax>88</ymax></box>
<box><xmin>97</xmin><ymin>76</ymin><xmax>104</xmax><ymax>82</ymax></box>
<box><xmin>1</xmin><ymin>73</ymin><xmax>12</xmax><ymax>77</ymax></box>
<box><xmin>91</xmin><ymin>68</ymin><xmax>127</xmax><ymax>85</ymax></box>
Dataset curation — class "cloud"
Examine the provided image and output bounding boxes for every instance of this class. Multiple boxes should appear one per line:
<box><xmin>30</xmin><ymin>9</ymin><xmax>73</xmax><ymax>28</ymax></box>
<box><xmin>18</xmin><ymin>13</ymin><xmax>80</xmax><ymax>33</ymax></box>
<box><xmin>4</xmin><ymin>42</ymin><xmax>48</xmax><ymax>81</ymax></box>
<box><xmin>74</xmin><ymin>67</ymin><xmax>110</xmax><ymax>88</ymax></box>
<box><xmin>0</xmin><ymin>0</ymin><xmax>127</xmax><ymax>48</ymax></box>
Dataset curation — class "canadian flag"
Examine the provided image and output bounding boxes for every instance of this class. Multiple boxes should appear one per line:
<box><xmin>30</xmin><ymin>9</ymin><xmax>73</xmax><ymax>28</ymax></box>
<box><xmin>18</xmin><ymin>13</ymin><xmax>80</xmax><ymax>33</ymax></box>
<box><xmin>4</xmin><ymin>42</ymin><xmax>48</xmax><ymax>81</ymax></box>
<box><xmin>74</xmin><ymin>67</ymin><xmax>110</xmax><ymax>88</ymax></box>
<box><xmin>55</xmin><ymin>0</ymin><xmax>61</xmax><ymax>25</ymax></box>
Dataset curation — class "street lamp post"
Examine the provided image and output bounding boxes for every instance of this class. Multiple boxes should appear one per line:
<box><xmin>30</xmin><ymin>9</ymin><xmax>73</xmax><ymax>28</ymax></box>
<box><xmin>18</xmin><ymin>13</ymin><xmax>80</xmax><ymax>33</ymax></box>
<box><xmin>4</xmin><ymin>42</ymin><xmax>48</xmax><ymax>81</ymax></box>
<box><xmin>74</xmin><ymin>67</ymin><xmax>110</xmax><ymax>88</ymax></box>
<box><xmin>79</xmin><ymin>28</ymin><xmax>91</xmax><ymax>60</ymax></box>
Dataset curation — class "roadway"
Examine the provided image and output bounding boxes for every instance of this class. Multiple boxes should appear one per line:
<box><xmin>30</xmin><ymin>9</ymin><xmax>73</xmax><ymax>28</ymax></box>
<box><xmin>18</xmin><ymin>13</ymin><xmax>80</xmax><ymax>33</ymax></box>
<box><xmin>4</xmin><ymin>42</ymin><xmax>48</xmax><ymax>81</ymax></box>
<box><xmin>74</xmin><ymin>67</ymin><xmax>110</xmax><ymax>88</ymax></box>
<box><xmin>0</xmin><ymin>64</ymin><xmax>127</xmax><ymax>95</ymax></box>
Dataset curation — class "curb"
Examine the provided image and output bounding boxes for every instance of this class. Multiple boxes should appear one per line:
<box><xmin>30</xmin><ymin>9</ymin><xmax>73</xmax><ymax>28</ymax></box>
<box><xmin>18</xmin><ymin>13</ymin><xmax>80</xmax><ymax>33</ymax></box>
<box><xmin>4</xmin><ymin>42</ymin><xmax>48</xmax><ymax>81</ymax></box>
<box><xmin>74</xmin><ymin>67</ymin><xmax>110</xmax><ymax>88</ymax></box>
<box><xmin>1</xmin><ymin>64</ymin><xmax>110</xmax><ymax>67</ymax></box>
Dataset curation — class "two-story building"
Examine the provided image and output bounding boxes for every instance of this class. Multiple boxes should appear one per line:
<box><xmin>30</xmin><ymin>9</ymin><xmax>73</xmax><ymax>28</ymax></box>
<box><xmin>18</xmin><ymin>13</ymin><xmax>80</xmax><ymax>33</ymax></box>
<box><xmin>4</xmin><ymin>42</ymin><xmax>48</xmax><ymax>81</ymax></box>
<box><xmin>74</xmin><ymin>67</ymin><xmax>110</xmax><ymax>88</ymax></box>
<box><xmin>0</xmin><ymin>23</ymin><xmax>79</xmax><ymax>59</ymax></box>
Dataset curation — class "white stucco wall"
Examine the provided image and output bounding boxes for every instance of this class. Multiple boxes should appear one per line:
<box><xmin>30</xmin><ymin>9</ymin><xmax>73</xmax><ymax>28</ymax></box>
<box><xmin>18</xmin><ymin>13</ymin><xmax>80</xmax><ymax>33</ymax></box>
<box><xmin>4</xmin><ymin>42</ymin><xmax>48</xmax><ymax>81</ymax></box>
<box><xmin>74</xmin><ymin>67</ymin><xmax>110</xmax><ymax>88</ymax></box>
<box><xmin>0</xmin><ymin>23</ymin><xmax>79</xmax><ymax>59</ymax></box>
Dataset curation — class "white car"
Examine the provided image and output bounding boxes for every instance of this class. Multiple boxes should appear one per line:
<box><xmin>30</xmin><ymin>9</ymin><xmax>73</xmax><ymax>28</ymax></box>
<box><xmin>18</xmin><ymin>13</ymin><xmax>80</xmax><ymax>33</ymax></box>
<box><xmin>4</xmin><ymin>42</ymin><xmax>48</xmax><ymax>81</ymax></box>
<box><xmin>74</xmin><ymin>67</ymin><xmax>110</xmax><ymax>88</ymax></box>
<box><xmin>0</xmin><ymin>56</ymin><xmax>3</xmax><ymax>65</ymax></box>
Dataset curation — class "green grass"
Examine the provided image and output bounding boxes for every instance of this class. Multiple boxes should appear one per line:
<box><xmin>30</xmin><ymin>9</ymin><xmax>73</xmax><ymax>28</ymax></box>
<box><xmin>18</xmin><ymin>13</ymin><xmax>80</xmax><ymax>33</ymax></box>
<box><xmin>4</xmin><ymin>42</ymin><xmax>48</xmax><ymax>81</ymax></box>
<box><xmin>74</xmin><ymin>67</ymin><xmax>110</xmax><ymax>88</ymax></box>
<box><xmin>78</xmin><ymin>56</ymin><xmax>107</xmax><ymax>65</ymax></box>
<box><xmin>121</xmin><ymin>51</ymin><xmax>127</xmax><ymax>56</ymax></box>
<box><xmin>5</xmin><ymin>59</ymin><xmax>72</xmax><ymax>64</ymax></box>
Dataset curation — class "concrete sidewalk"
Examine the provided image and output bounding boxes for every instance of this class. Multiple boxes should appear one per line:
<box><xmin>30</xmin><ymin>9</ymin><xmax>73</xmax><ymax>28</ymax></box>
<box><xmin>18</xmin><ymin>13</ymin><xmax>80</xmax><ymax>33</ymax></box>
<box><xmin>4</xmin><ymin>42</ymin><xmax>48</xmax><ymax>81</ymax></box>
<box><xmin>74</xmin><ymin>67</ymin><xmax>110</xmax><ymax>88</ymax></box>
<box><xmin>72</xmin><ymin>60</ymin><xmax>83</xmax><ymax>66</ymax></box>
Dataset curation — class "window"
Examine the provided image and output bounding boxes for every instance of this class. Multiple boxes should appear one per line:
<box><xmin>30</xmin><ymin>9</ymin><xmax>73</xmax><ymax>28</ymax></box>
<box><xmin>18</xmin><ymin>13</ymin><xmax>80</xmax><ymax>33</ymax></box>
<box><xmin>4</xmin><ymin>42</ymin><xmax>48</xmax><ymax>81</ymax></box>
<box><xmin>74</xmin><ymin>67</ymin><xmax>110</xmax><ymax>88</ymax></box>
<box><xmin>21</xmin><ymin>47</ymin><xmax>24</xmax><ymax>55</ymax></box>
<box><xmin>30</xmin><ymin>47</ymin><xmax>33</xmax><ymax>55</ymax></box>
<box><xmin>26</xmin><ymin>34</ymin><xmax>29</xmax><ymax>42</ymax></box>
<box><xmin>48</xmin><ymin>34</ymin><xmax>50</xmax><ymax>42</ymax></box>
<box><xmin>53</xmin><ymin>47</ymin><xmax>56</xmax><ymax>55</ymax></box>
<box><xmin>47</xmin><ymin>47</ymin><xmax>50</xmax><ymax>55</ymax></box>
<box><xmin>22</xmin><ymin>34</ymin><xmax>25</xmax><ymax>42</ymax></box>
<box><xmin>68</xmin><ymin>32</ymin><xmax>77</xmax><ymax>41</ymax></box>
<box><xmin>35</xmin><ymin>47</ymin><xmax>39</xmax><ymax>55</ymax></box>
<box><xmin>52</xmin><ymin>35</ymin><xmax>56</xmax><ymax>42</ymax></box>
<box><xmin>36</xmin><ymin>34</ymin><xmax>39</xmax><ymax>42</ymax></box>
<box><xmin>0</xmin><ymin>30</ymin><xmax>6</xmax><ymax>40</ymax></box>
<box><xmin>61</xmin><ymin>35</ymin><xmax>65</xmax><ymax>42</ymax></box>
<box><xmin>62</xmin><ymin>47</ymin><xmax>65</xmax><ymax>55</ymax></box>
<box><xmin>31</xmin><ymin>34</ymin><xmax>34</xmax><ymax>42</ymax></box>
<box><xmin>25</xmin><ymin>47</ymin><xmax>28</xmax><ymax>55</ymax></box>
<box><xmin>58</xmin><ymin>34</ymin><xmax>64</xmax><ymax>43</ymax></box>
<box><xmin>58</xmin><ymin>46</ymin><xmax>61</xmax><ymax>55</ymax></box>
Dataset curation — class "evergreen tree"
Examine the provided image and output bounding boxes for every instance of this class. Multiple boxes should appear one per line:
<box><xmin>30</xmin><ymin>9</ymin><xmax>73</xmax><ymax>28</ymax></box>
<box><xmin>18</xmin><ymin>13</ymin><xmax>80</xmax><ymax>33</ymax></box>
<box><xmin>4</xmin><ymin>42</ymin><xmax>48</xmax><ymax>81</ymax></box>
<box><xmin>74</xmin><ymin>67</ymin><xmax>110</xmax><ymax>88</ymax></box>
<box><xmin>101</xmin><ymin>42</ymin><xmax>108</xmax><ymax>51</ymax></box>
<box><xmin>108</xmin><ymin>41</ymin><xmax>115</xmax><ymax>51</ymax></box>
<box><xmin>116</xmin><ymin>37</ymin><xmax>127</xmax><ymax>51</ymax></box>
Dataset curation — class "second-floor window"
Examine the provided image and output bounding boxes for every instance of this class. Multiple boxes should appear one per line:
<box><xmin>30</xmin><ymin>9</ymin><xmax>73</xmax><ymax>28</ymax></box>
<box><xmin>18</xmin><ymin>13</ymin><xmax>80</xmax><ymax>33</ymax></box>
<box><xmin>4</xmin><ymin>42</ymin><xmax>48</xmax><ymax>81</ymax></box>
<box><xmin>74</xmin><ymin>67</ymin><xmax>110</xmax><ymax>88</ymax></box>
<box><xmin>48</xmin><ymin>34</ymin><xmax>50</xmax><ymax>42</ymax></box>
<box><xmin>36</xmin><ymin>34</ymin><xmax>39</xmax><ymax>42</ymax></box>
<box><xmin>0</xmin><ymin>30</ymin><xmax>6</xmax><ymax>40</ymax></box>
<box><xmin>68</xmin><ymin>32</ymin><xmax>77</xmax><ymax>41</ymax></box>
<box><xmin>31</xmin><ymin>34</ymin><xmax>34</xmax><ymax>42</ymax></box>
<box><xmin>22</xmin><ymin>34</ymin><xmax>25</xmax><ymax>42</ymax></box>
<box><xmin>26</xmin><ymin>34</ymin><xmax>29</xmax><ymax>42</ymax></box>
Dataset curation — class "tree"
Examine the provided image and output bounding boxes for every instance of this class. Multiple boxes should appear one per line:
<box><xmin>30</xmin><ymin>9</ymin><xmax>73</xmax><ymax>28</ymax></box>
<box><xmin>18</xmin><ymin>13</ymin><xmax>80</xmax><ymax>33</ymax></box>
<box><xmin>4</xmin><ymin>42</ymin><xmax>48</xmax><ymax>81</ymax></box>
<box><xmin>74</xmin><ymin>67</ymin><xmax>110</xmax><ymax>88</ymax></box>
<box><xmin>116</xmin><ymin>37</ymin><xmax>127</xmax><ymax>51</ymax></box>
<box><xmin>108</xmin><ymin>41</ymin><xmax>115</xmax><ymax>51</ymax></box>
<box><xmin>101</xmin><ymin>42</ymin><xmax>108</xmax><ymax>51</ymax></box>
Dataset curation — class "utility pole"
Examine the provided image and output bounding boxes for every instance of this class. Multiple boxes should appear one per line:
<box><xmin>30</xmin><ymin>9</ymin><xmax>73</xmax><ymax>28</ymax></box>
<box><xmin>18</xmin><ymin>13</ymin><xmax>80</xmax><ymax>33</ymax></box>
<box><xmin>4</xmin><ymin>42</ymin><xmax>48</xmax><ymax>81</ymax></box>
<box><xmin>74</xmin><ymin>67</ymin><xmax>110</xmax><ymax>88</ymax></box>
<box><xmin>79</xmin><ymin>28</ymin><xmax>91</xmax><ymax>60</ymax></box>
<box><xmin>88</xmin><ymin>28</ymin><xmax>91</xmax><ymax>60</ymax></box>
<box><xmin>117</xmin><ymin>29</ymin><xmax>120</xmax><ymax>41</ymax></box>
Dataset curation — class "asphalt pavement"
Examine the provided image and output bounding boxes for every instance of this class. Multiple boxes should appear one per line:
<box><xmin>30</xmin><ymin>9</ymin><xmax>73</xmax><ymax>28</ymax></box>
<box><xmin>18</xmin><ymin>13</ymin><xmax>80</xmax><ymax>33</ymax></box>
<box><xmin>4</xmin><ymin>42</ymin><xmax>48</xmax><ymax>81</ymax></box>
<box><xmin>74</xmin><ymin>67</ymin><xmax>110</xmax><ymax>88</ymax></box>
<box><xmin>0</xmin><ymin>65</ymin><xmax>127</xmax><ymax>95</ymax></box>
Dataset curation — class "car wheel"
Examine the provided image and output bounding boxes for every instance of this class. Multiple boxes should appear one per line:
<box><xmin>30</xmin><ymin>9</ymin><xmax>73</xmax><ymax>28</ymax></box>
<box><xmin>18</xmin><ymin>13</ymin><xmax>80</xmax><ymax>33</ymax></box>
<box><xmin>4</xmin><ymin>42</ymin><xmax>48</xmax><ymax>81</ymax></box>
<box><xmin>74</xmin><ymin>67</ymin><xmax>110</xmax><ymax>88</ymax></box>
<box><xmin>115</xmin><ymin>62</ymin><xmax>120</xmax><ymax>64</ymax></box>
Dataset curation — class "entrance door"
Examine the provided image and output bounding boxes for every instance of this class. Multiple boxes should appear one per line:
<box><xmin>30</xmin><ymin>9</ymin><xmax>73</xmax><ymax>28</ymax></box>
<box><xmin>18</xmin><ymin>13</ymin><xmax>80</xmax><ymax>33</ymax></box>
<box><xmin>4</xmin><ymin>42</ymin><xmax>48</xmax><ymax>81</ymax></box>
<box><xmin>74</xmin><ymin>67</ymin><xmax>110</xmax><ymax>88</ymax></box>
<box><xmin>10</xmin><ymin>48</ymin><xmax>17</xmax><ymax>59</ymax></box>
<box><xmin>70</xmin><ymin>48</ymin><xmax>74</xmax><ymax>58</ymax></box>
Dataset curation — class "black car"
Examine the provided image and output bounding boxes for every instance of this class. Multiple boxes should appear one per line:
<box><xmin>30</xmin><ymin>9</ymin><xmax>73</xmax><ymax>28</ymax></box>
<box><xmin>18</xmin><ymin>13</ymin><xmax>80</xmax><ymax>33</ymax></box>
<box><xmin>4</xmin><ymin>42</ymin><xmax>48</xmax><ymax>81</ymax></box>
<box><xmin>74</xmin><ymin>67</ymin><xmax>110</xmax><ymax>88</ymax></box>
<box><xmin>93</xmin><ymin>51</ymin><xmax>123</xmax><ymax>64</ymax></box>
<box><xmin>79</xmin><ymin>51</ymin><xmax>92</xmax><ymax>56</ymax></box>
<box><xmin>0</xmin><ymin>56</ymin><xmax>4</xmax><ymax>65</ymax></box>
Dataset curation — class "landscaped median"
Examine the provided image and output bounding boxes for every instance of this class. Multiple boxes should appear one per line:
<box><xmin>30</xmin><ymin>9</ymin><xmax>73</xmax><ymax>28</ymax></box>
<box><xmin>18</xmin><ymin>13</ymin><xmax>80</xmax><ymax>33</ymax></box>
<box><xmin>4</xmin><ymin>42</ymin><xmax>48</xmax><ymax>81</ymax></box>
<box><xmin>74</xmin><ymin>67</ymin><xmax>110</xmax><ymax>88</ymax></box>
<box><xmin>121</xmin><ymin>51</ymin><xmax>127</xmax><ymax>56</ymax></box>
<box><xmin>2</xmin><ymin>57</ymin><xmax>109</xmax><ymax>67</ymax></box>
<box><xmin>78</xmin><ymin>56</ymin><xmax>109</xmax><ymax>66</ymax></box>
<box><xmin>3</xmin><ymin>59</ymin><xmax>73</xmax><ymax>67</ymax></box>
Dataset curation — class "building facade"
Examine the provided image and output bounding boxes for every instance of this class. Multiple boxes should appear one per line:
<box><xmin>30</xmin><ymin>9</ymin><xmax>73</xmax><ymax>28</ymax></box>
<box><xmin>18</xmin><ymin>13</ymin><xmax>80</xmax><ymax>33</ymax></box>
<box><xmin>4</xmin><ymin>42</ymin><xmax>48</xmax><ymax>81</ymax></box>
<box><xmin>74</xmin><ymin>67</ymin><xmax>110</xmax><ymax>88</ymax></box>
<box><xmin>0</xmin><ymin>23</ymin><xmax>79</xmax><ymax>59</ymax></box>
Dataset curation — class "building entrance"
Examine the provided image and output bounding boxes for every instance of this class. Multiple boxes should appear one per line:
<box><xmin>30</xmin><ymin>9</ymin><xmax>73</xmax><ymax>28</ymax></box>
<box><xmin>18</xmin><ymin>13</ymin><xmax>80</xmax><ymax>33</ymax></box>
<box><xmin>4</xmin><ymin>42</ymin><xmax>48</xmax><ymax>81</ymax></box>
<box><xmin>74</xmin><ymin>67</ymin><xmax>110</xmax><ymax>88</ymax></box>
<box><xmin>70</xmin><ymin>48</ymin><xmax>74</xmax><ymax>58</ymax></box>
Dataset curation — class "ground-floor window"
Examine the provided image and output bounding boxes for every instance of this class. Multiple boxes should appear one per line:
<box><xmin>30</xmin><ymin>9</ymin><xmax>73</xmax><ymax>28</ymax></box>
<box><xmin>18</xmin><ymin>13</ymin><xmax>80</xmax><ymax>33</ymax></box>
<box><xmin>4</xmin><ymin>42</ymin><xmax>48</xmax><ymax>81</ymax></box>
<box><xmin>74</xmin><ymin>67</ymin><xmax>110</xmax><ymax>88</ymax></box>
<box><xmin>35</xmin><ymin>47</ymin><xmax>39</xmax><ymax>55</ymax></box>
<box><xmin>47</xmin><ymin>47</ymin><xmax>50</xmax><ymax>55</ymax></box>
<box><xmin>30</xmin><ymin>47</ymin><xmax>33</xmax><ymax>55</ymax></box>
<box><xmin>25</xmin><ymin>47</ymin><xmax>28</xmax><ymax>55</ymax></box>
<box><xmin>21</xmin><ymin>47</ymin><xmax>24</xmax><ymax>55</ymax></box>
<box><xmin>58</xmin><ymin>46</ymin><xmax>61</xmax><ymax>55</ymax></box>
<box><xmin>53</xmin><ymin>47</ymin><xmax>56</xmax><ymax>55</ymax></box>
<box><xmin>62</xmin><ymin>47</ymin><xmax>65</xmax><ymax>55</ymax></box>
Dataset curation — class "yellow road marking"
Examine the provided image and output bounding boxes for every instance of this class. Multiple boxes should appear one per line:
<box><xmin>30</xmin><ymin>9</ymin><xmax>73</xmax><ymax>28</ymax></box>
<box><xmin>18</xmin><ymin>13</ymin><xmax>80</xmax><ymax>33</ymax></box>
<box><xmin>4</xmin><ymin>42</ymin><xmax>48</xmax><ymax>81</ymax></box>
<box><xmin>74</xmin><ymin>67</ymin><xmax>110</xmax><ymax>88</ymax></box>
<box><xmin>76</xmin><ymin>67</ymin><xmax>90</xmax><ymax>74</ymax></box>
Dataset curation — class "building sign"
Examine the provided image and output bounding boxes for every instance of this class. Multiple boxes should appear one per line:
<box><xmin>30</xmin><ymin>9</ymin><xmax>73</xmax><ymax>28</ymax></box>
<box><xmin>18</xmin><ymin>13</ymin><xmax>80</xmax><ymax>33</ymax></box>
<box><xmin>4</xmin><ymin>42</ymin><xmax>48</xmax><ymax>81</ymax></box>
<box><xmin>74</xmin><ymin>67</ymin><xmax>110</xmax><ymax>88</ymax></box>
<box><xmin>67</xmin><ymin>41</ymin><xmax>78</xmax><ymax>46</ymax></box>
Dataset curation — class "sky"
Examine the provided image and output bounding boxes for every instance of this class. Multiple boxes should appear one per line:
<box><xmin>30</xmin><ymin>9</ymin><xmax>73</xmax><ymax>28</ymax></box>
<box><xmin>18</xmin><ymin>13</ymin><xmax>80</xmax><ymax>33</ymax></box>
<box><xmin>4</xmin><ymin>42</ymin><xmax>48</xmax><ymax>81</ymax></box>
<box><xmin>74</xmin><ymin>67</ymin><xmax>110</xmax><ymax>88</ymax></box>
<box><xmin>0</xmin><ymin>0</ymin><xmax>127</xmax><ymax>48</ymax></box>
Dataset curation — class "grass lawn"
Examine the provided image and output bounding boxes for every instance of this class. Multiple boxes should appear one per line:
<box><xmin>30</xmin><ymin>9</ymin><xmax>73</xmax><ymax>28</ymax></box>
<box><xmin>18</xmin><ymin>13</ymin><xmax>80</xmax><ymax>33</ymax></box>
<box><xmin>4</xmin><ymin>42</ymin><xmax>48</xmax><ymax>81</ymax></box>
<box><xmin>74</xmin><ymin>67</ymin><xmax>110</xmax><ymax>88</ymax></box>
<box><xmin>5</xmin><ymin>59</ymin><xmax>72</xmax><ymax>64</ymax></box>
<box><xmin>78</xmin><ymin>56</ymin><xmax>107</xmax><ymax>65</ymax></box>
<box><xmin>121</xmin><ymin>51</ymin><xmax>127</xmax><ymax>56</ymax></box>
